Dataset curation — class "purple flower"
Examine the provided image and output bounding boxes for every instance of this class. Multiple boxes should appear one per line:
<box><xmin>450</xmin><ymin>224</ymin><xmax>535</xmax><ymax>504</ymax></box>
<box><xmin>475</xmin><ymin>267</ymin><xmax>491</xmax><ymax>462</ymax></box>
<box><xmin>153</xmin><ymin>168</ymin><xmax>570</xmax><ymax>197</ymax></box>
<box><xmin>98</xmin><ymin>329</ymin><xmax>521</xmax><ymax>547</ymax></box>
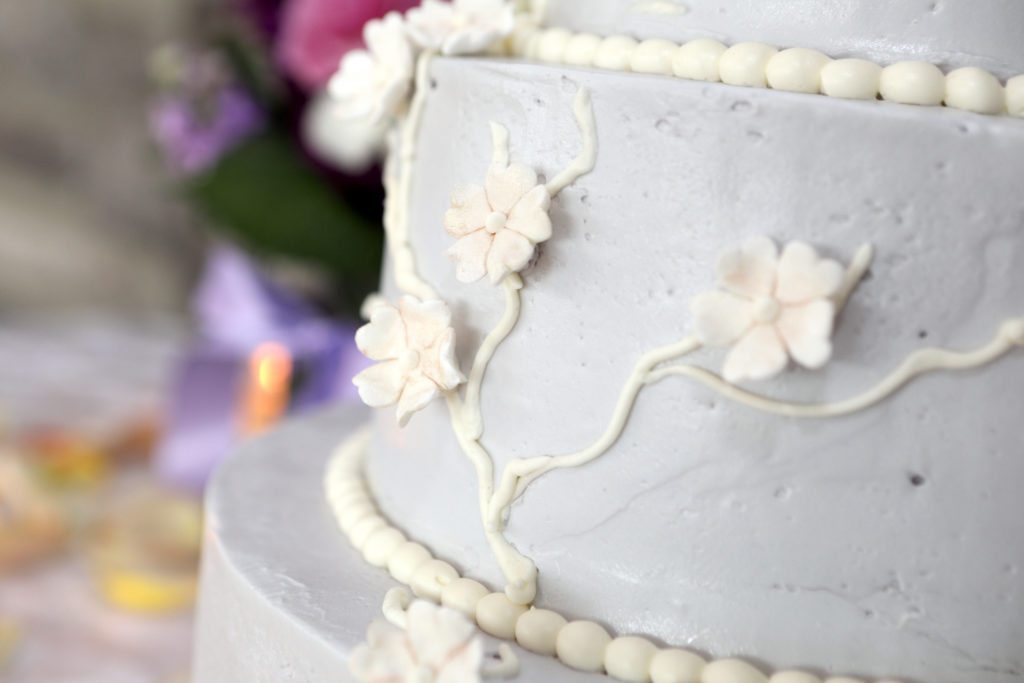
<box><xmin>151</xmin><ymin>86</ymin><xmax>266</xmax><ymax>176</ymax></box>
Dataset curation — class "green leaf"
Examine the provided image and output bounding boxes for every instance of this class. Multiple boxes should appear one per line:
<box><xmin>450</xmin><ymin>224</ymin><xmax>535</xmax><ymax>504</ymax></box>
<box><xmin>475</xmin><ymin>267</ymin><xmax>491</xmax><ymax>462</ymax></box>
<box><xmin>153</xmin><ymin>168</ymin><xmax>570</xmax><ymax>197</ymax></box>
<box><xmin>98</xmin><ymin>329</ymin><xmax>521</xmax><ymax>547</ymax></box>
<box><xmin>186</xmin><ymin>131</ymin><xmax>384</xmax><ymax>292</ymax></box>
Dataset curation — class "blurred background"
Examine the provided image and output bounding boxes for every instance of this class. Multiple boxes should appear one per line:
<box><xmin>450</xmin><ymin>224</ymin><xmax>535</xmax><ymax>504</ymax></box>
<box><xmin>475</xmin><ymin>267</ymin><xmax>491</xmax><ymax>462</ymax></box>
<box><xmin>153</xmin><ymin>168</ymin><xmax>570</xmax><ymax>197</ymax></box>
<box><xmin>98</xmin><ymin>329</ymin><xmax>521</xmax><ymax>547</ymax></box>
<box><xmin>0</xmin><ymin>0</ymin><xmax>408</xmax><ymax>680</ymax></box>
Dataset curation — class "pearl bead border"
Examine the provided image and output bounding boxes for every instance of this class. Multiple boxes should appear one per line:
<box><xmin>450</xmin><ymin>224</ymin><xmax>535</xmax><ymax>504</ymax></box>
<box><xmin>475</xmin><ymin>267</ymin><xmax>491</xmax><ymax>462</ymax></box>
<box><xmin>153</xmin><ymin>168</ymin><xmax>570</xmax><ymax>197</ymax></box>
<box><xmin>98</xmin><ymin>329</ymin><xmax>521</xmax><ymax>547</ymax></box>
<box><xmin>326</xmin><ymin>428</ymin><xmax>909</xmax><ymax>683</ymax></box>
<box><xmin>506</xmin><ymin>23</ymin><xmax>1024</xmax><ymax>119</ymax></box>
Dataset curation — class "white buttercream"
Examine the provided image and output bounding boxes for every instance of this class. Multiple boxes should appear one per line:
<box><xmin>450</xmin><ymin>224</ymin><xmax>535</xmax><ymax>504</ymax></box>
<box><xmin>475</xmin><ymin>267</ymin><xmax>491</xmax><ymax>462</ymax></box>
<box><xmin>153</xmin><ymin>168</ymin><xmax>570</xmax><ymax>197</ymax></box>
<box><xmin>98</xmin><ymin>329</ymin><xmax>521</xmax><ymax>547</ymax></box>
<box><xmin>765</xmin><ymin>48</ymin><xmax>830</xmax><ymax>94</ymax></box>
<box><xmin>1009</xmin><ymin>75</ymin><xmax>1024</xmax><ymax>117</ymax></box>
<box><xmin>701</xmin><ymin>659</ymin><xmax>768</xmax><ymax>683</ymax></box>
<box><xmin>945</xmin><ymin>67</ymin><xmax>1005</xmax><ymax>116</ymax></box>
<box><xmin>594</xmin><ymin>35</ymin><xmax>639</xmax><ymax>71</ymax></box>
<box><xmin>475</xmin><ymin>592</ymin><xmax>528</xmax><ymax>639</ymax></box>
<box><xmin>718</xmin><ymin>42</ymin><xmax>778</xmax><ymax>88</ymax></box>
<box><xmin>672</xmin><ymin>39</ymin><xmax>726</xmax><ymax>82</ymax></box>
<box><xmin>768</xmin><ymin>673</ymin><xmax>822</xmax><ymax>683</ymax></box>
<box><xmin>515</xmin><ymin>608</ymin><xmax>567</xmax><ymax>655</ymax></box>
<box><xmin>604</xmin><ymin>636</ymin><xmax>658</xmax><ymax>683</ymax></box>
<box><xmin>650</xmin><ymin>649</ymin><xmax>706</xmax><ymax>683</ymax></box>
<box><xmin>630</xmin><ymin>39</ymin><xmax>678</xmax><ymax>75</ymax></box>
<box><xmin>537</xmin><ymin>27</ymin><xmax>573</xmax><ymax>63</ymax></box>
<box><xmin>879</xmin><ymin>61</ymin><xmax>946</xmax><ymax>106</ymax></box>
<box><xmin>441</xmin><ymin>577</ymin><xmax>491</xmax><ymax>616</ymax></box>
<box><xmin>556</xmin><ymin>621</ymin><xmax>612</xmax><ymax>672</ymax></box>
<box><xmin>820</xmin><ymin>58</ymin><xmax>881</xmax><ymax>101</ymax></box>
<box><xmin>563</xmin><ymin>33</ymin><xmax>603</xmax><ymax>67</ymax></box>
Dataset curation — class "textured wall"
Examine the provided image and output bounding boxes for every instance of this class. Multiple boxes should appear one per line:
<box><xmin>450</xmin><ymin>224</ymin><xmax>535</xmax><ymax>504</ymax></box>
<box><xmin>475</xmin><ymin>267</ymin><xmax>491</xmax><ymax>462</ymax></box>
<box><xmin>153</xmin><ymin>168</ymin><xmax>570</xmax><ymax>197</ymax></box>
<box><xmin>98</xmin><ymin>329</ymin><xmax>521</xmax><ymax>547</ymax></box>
<box><xmin>0</xmin><ymin>0</ymin><xmax>205</xmax><ymax>313</ymax></box>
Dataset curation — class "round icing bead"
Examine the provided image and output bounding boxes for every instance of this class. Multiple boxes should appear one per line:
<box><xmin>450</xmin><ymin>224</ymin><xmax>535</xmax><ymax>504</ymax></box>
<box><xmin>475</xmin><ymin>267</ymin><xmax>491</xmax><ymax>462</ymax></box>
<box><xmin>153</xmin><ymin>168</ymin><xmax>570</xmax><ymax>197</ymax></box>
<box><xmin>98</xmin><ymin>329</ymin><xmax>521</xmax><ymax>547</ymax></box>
<box><xmin>945</xmin><ymin>67</ymin><xmax>1005</xmax><ymax>115</ymax></box>
<box><xmin>515</xmin><ymin>608</ymin><xmax>567</xmax><ymax>656</ymax></box>
<box><xmin>522</xmin><ymin>30</ymin><xmax>543</xmax><ymax>60</ymax></box>
<box><xmin>594</xmin><ymin>35</ymin><xmax>639</xmax><ymax>71</ymax></box>
<box><xmin>329</xmin><ymin>478</ymin><xmax>363</xmax><ymax>498</ymax></box>
<box><xmin>701</xmin><ymin>658</ymin><xmax>769</xmax><ymax>683</ymax></box>
<box><xmin>475</xmin><ymin>592</ymin><xmax>528</xmax><ymax>640</ymax></box>
<box><xmin>879</xmin><ymin>61</ymin><xmax>945</xmax><ymax>106</ymax></box>
<box><xmin>362</xmin><ymin>527</ymin><xmax>405</xmax><ymax>567</ymax></box>
<box><xmin>765</xmin><ymin>48</ymin><xmax>830</xmax><ymax>94</ymax></box>
<box><xmin>387</xmin><ymin>541</ymin><xmax>432</xmax><ymax>584</ymax></box>
<box><xmin>348</xmin><ymin>515</ymin><xmax>387</xmax><ymax>549</ymax></box>
<box><xmin>650</xmin><ymin>648</ymin><xmax>706</xmax><ymax>683</ymax></box>
<box><xmin>410</xmin><ymin>559</ymin><xmax>459</xmax><ymax>601</ymax></box>
<box><xmin>822</xmin><ymin>679</ymin><xmax>864</xmax><ymax>683</ymax></box>
<box><xmin>770</xmin><ymin>672</ymin><xmax>823</xmax><ymax>683</ymax></box>
<box><xmin>672</xmin><ymin>39</ymin><xmax>727</xmax><ymax>82</ymax></box>
<box><xmin>564</xmin><ymin>33</ymin><xmax>602</xmax><ymax>67</ymax></box>
<box><xmin>820</xmin><ymin>59</ymin><xmax>882</xmax><ymax>100</ymax></box>
<box><xmin>1007</xmin><ymin>75</ymin><xmax>1024</xmax><ymax>117</ymax></box>
<box><xmin>605</xmin><ymin>636</ymin><xmax>658</xmax><ymax>683</ymax></box>
<box><xmin>536</xmin><ymin>28</ymin><xmax>572</xmax><ymax>63</ymax></box>
<box><xmin>509</xmin><ymin>24</ymin><xmax>538</xmax><ymax>57</ymax></box>
<box><xmin>440</xmin><ymin>578</ymin><xmax>489</xmax><ymax>617</ymax></box>
<box><xmin>556</xmin><ymin>620</ymin><xmax>612</xmax><ymax>673</ymax></box>
<box><xmin>338</xmin><ymin>500</ymin><xmax>376</xmax><ymax>534</ymax></box>
<box><xmin>719</xmin><ymin>42</ymin><xmax>778</xmax><ymax>88</ymax></box>
<box><xmin>1004</xmin><ymin>319</ymin><xmax>1024</xmax><ymax>345</ymax></box>
<box><xmin>631</xmin><ymin>39</ymin><xmax>678</xmax><ymax>75</ymax></box>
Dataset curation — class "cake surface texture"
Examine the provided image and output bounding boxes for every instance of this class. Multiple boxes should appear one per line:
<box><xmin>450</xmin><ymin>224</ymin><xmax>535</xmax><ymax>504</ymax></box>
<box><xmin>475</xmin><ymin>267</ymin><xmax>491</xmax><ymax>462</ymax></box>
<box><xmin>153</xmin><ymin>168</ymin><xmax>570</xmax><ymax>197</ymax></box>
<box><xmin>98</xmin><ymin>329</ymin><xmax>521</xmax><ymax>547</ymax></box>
<box><xmin>193</xmin><ymin>1</ymin><xmax>1024</xmax><ymax>682</ymax></box>
<box><xmin>366</xmin><ymin>55</ymin><xmax>1024</xmax><ymax>682</ymax></box>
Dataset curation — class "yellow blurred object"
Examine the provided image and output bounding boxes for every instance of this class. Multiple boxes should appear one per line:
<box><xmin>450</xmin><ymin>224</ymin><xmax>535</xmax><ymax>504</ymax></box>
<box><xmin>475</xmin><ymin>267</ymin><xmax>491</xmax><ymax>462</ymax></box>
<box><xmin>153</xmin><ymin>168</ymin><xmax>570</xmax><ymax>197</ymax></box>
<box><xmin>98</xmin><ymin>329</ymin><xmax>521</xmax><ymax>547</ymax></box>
<box><xmin>88</xmin><ymin>491</ymin><xmax>203</xmax><ymax>614</ymax></box>
<box><xmin>0</xmin><ymin>451</ymin><xmax>67</xmax><ymax>571</ymax></box>
<box><xmin>20</xmin><ymin>430</ymin><xmax>110</xmax><ymax>489</ymax></box>
<box><xmin>240</xmin><ymin>342</ymin><xmax>293</xmax><ymax>436</ymax></box>
<box><xmin>0</xmin><ymin>619</ymin><xmax>20</xmax><ymax>670</ymax></box>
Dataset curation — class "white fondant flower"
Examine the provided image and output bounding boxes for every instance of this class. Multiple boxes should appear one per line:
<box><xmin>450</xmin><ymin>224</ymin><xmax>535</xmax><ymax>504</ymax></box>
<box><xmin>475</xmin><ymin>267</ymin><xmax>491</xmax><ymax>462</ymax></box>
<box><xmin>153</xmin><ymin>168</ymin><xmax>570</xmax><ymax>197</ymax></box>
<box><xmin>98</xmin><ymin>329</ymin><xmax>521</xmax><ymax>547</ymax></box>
<box><xmin>353</xmin><ymin>296</ymin><xmax>465</xmax><ymax>426</ymax></box>
<box><xmin>690</xmin><ymin>236</ymin><xmax>846</xmax><ymax>383</ymax></box>
<box><xmin>328</xmin><ymin>12</ymin><xmax>414</xmax><ymax>124</ymax></box>
<box><xmin>406</xmin><ymin>0</ymin><xmax>516</xmax><ymax>55</ymax></box>
<box><xmin>350</xmin><ymin>601</ymin><xmax>484</xmax><ymax>683</ymax></box>
<box><xmin>444</xmin><ymin>162</ymin><xmax>552</xmax><ymax>284</ymax></box>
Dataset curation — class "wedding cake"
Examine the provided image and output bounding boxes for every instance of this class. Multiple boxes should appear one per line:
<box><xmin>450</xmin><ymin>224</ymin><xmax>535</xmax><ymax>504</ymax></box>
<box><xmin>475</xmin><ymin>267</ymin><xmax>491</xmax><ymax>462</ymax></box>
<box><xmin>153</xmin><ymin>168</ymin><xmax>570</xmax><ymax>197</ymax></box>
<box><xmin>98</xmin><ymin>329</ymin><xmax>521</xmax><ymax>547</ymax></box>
<box><xmin>193</xmin><ymin>2</ymin><xmax>1024</xmax><ymax>682</ymax></box>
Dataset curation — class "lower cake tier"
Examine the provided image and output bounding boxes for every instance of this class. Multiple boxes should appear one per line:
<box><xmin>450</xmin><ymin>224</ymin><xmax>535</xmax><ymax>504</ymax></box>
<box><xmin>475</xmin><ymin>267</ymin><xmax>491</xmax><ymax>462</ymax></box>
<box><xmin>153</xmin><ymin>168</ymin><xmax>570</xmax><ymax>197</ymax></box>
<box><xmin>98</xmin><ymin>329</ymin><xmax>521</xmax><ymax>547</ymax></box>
<box><xmin>363</xmin><ymin>56</ymin><xmax>1024</xmax><ymax>683</ymax></box>
<box><xmin>192</xmin><ymin>406</ymin><xmax>607</xmax><ymax>683</ymax></box>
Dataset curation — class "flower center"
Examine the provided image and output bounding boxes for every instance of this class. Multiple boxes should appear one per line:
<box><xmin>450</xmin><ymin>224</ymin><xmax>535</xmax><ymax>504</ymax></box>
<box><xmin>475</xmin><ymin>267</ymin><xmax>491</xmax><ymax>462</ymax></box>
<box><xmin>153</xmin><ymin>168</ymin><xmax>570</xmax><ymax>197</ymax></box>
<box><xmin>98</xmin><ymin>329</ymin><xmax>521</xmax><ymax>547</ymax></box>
<box><xmin>485</xmin><ymin>211</ymin><xmax>508</xmax><ymax>234</ymax></box>
<box><xmin>398</xmin><ymin>349</ymin><xmax>421</xmax><ymax>373</ymax></box>
<box><xmin>753</xmin><ymin>296</ymin><xmax>782</xmax><ymax>324</ymax></box>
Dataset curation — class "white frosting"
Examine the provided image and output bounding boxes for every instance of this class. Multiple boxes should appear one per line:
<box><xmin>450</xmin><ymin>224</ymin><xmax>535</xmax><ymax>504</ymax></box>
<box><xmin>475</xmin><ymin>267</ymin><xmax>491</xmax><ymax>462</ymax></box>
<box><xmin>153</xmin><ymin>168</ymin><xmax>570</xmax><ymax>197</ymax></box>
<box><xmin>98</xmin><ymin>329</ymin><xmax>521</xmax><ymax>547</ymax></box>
<box><xmin>604</xmin><ymin>636</ymin><xmax>659</xmax><ymax>683</ymax></box>
<box><xmin>539</xmin><ymin>0</ymin><xmax>1024</xmax><ymax>79</ymax></box>
<box><xmin>768</xmin><ymin>673</ymin><xmax>823</xmax><ymax>683</ymax></box>
<box><xmin>945</xmin><ymin>67</ymin><xmax>1005</xmax><ymax>115</ymax></box>
<box><xmin>879</xmin><ymin>61</ymin><xmax>946</xmax><ymax>106</ymax></box>
<box><xmin>765</xmin><ymin>48</ymin><xmax>831</xmax><ymax>94</ymax></box>
<box><xmin>441</xmin><ymin>577</ymin><xmax>490</xmax><ymax>615</ymax></box>
<box><xmin>672</xmin><ymin>39</ymin><xmax>726</xmax><ymax>82</ymax></box>
<box><xmin>475</xmin><ymin>592</ymin><xmax>528</xmax><ymax>639</ymax></box>
<box><xmin>718</xmin><ymin>42</ymin><xmax>778</xmax><ymax>88</ymax></box>
<box><xmin>1009</xmin><ymin>75</ymin><xmax>1024</xmax><ymax>117</ymax></box>
<box><xmin>556</xmin><ymin>621</ymin><xmax>612</xmax><ymax>672</ymax></box>
<box><xmin>820</xmin><ymin>59</ymin><xmax>882</xmax><ymax>100</ymax></box>
<box><xmin>514</xmin><ymin>608</ymin><xmax>567</xmax><ymax>655</ymax></box>
<box><xmin>367</xmin><ymin>57</ymin><xmax>1024</xmax><ymax>682</ymax></box>
<box><xmin>650</xmin><ymin>650</ymin><xmax>706</xmax><ymax>683</ymax></box>
<box><xmin>701</xmin><ymin>659</ymin><xmax>768</xmax><ymax>683</ymax></box>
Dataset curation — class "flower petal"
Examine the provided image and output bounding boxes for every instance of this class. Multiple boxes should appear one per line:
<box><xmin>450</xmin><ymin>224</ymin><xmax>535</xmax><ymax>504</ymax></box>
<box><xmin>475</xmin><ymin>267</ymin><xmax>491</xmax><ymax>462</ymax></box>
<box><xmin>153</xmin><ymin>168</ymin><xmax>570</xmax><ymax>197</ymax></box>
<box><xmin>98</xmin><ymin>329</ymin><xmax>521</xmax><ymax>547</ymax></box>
<box><xmin>399</xmin><ymin>297</ymin><xmax>453</xmax><ymax>350</ymax></box>
<box><xmin>396</xmin><ymin>374</ymin><xmax>440</xmax><ymax>426</ymax></box>
<box><xmin>407</xmin><ymin>601</ymin><xmax>477</xmax><ymax>670</ymax></box>
<box><xmin>506</xmin><ymin>184</ymin><xmax>552</xmax><ymax>243</ymax></box>
<box><xmin>435</xmin><ymin>636</ymin><xmax>484</xmax><ymax>683</ymax></box>
<box><xmin>406</xmin><ymin>0</ymin><xmax>455</xmax><ymax>51</ymax></box>
<box><xmin>444</xmin><ymin>184</ymin><xmax>491</xmax><ymax>237</ymax></box>
<box><xmin>421</xmin><ymin>328</ymin><xmax>465</xmax><ymax>391</ymax></box>
<box><xmin>722</xmin><ymin>324</ymin><xmax>788</xmax><ymax>383</ymax></box>
<box><xmin>777</xmin><ymin>299</ymin><xmax>836</xmax><ymax>369</ymax></box>
<box><xmin>690</xmin><ymin>290</ymin><xmax>754</xmax><ymax>347</ymax></box>
<box><xmin>718</xmin><ymin>235</ymin><xmax>778</xmax><ymax>299</ymax></box>
<box><xmin>349</xmin><ymin>621</ymin><xmax>414</xmax><ymax>681</ymax></box>
<box><xmin>774</xmin><ymin>241</ymin><xmax>845</xmax><ymax>304</ymax></box>
<box><xmin>486</xmin><ymin>229</ymin><xmax>535</xmax><ymax>284</ymax></box>
<box><xmin>447</xmin><ymin>230</ymin><xmax>493</xmax><ymax>283</ymax></box>
<box><xmin>355</xmin><ymin>304</ymin><xmax>406</xmax><ymax>360</ymax></box>
<box><xmin>485</xmin><ymin>162</ymin><xmax>539</xmax><ymax>215</ymax></box>
<box><xmin>353</xmin><ymin>361</ymin><xmax>405</xmax><ymax>408</ymax></box>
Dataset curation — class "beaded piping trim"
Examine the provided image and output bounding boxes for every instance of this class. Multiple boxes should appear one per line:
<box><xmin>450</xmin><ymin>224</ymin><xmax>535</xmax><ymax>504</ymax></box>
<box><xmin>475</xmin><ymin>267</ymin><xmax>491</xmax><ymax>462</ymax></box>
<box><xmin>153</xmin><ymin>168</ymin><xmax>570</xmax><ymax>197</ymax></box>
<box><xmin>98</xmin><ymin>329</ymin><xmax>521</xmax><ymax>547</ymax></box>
<box><xmin>326</xmin><ymin>428</ymin><xmax>906</xmax><ymax>683</ymax></box>
<box><xmin>506</xmin><ymin>22</ymin><xmax>1024</xmax><ymax>119</ymax></box>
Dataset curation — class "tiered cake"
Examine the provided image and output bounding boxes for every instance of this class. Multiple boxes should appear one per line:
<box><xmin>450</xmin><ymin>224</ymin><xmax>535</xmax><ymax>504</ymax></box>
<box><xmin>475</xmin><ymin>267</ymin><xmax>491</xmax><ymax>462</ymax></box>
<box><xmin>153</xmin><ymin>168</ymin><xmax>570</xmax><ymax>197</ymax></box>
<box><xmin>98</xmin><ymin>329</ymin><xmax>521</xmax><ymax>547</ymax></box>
<box><xmin>194</xmin><ymin>2</ymin><xmax>1024</xmax><ymax>682</ymax></box>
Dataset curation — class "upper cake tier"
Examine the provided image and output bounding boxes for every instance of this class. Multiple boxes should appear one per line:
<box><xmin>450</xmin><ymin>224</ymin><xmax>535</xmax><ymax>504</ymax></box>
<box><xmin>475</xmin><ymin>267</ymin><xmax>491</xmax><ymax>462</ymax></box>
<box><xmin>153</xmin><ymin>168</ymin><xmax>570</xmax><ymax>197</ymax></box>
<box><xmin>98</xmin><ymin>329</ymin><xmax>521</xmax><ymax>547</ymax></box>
<box><xmin>538</xmin><ymin>0</ymin><xmax>1024</xmax><ymax>77</ymax></box>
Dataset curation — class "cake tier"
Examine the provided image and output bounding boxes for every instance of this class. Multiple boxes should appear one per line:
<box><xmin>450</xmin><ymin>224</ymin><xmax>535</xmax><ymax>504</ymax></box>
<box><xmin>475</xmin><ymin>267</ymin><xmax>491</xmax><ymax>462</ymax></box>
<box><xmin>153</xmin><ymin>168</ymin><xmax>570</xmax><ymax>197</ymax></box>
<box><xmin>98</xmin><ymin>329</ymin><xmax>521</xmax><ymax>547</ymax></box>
<box><xmin>366</xmin><ymin>56</ymin><xmax>1024</xmax><ymax>682</ymax></box>
<box><xmin>538</xmin><ymin>0</ymin><xmax>1024</xmax><ymax>78</ymax></box>
<box><xmin>192</xmin><ymin>406</ymin><xmax>607</xmax><ymax>683</ymax></box>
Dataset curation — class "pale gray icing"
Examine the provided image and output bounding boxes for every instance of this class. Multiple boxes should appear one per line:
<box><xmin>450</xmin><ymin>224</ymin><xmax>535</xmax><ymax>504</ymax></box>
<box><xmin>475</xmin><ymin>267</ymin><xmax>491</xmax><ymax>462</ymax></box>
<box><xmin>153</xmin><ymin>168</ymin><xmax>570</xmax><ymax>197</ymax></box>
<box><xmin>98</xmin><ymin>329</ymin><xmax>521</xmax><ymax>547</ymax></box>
<box><xmin>367</xmin><ymin>57</ymin><xmax>1024</xmax><ymax>683</ymax></box>
<box><xmin>539</xmin><ymin>0</ymin><xmax>1024</xmax><ymax>78</ymax></box>
<box><xmin>192</xmin><ymin>405</ymin><xmax>609</xmax><ymax>683</ymax></box>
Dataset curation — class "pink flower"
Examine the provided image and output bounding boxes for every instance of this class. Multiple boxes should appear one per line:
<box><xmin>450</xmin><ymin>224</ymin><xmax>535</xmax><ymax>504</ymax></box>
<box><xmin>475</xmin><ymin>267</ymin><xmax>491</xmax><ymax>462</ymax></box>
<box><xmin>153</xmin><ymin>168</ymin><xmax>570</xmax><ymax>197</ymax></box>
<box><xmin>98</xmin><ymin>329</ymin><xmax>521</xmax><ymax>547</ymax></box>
<box><xmin>276</xmin><ymin>0</ymin><xmax>419</xmax><ymax>91</ymax></box>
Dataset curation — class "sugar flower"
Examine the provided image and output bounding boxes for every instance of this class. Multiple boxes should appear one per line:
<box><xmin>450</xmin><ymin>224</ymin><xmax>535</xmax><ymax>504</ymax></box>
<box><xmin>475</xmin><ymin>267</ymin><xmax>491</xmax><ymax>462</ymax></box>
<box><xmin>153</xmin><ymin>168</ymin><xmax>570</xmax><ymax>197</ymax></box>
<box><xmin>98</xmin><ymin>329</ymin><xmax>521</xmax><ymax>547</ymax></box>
<box><xmin>353</xmin><ymin>296</ymin><xmax>465</xmax><ymax>425</ymax></box>
<box><xmin>406</xmin><ymin>0</ymin><xmax>516</xmax><ymax>55</ymax></box>
<box><xmin>328</xmin><ymin>12</ymin><xmax>414</xmax><ymax>124</ymax></box>
<box><xmin>445</xmin><ymin>162</ymin><xmax>552</xmax><ymax>284</ymax></box>
<box><xmin>350</xmin><ymin>601</ymin><xmax>484</xmax><ymax>683</ymax></box>
<box><xmin>691</xmin><ymin>236</ymin><xmax>846</xmax><ymax>383</ymax></box>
